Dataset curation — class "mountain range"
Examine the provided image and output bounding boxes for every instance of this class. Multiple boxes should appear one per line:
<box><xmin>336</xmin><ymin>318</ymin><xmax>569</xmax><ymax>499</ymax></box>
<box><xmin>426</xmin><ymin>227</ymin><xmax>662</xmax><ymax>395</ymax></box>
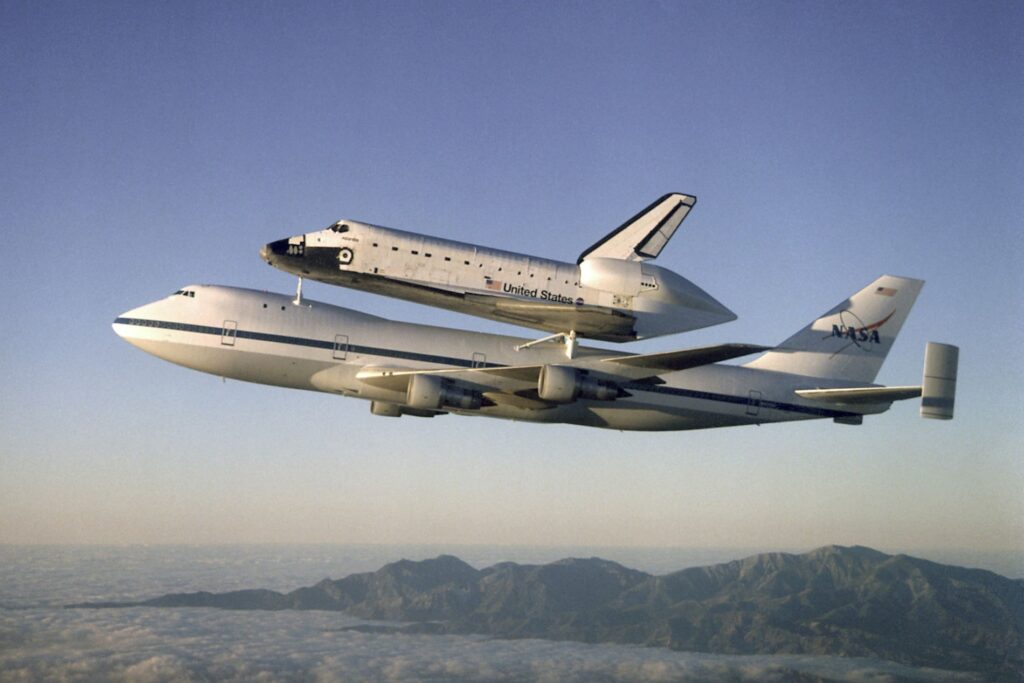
<box><xmin>73</xmin><ymin>545</ymin><xmax>1023</xmax><ymax>679</ymax></box>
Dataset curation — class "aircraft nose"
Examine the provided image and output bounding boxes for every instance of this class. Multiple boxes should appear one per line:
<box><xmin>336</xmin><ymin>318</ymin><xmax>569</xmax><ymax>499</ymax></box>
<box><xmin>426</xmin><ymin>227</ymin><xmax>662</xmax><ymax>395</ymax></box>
<box><xmin>112</xmin><ymin>313</ymin><xmax>128</xmax><ymax>339</ymax></box>
<box><xmin>261</xmin><ymin>238</ymin><xmax>291</xmax><ymax>264</ymax></box>
<box><xmin>112</xmin><ymin>301</ymin><xmax>155</xmax><ymax>343</ymax></box>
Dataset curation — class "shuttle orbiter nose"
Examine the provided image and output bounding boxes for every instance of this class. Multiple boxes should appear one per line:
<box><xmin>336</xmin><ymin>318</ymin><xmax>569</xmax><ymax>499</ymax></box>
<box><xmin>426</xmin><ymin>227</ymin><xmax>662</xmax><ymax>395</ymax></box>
<box><xmin>260</xmin><ymin>238</ymin><xmax>292</xmax><ymax>265</ymax></box>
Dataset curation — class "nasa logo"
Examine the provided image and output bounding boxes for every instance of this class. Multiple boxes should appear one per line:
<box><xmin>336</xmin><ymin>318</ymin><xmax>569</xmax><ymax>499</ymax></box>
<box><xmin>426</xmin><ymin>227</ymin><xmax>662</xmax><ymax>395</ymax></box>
<box><xmin>575</xmin><ymin>297</ymin><xmax>585</xmax><ymax>306</ymax></box>
<box><xmin>338</xmin><ymin>247</ymin><xmax>354</xmax><ymax>267</ymax></box>
<box><xmin>824</xmin><ymin>310</ymin><xmax>894</xmax><ymax>352</ymax></box>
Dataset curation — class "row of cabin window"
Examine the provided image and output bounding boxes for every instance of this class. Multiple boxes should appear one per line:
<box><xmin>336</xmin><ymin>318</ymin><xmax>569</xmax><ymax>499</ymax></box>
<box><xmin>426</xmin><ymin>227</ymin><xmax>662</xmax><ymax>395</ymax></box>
<box><xmin>366</xmin><ymin>242</ymin><xmax>573</xmax><ymax>284</ymax></box>
<box><xmin>333</xmin><ymin>222</ymin><xmax>578</xmax><ymax>286</ymax></box>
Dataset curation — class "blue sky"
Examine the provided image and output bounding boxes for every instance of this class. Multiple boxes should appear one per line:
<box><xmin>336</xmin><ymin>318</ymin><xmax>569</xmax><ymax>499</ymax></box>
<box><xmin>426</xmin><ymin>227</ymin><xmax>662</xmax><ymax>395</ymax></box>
<box><xmin>1</xmin><ymin>1</ymin><xmax>1021</xmax><ymax>560</ymax></box>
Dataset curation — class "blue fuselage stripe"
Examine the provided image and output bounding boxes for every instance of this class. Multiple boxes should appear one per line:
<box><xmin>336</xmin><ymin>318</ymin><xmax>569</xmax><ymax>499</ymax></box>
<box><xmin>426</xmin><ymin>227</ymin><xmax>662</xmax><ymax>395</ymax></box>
<box><xmin>113</xmin><ymin>317</ymin><xmax>857</xmax><ymax>419</ymax></box>
<box><xmin>114</xmin><ymin>317</ymin><xmax>486</xmax><ymax>368</ymax></box>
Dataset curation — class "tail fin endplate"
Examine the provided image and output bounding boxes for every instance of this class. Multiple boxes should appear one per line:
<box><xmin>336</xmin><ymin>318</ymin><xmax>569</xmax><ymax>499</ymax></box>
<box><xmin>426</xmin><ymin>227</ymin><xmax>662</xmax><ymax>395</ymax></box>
<box><xmin>577</xmin><ymin>193</ymin><xmax>696</xmax><ymax>264</ymax></box>
<box><xmin>921</xmin><ymin>342</ymin><xmax>958</xmax><ymax>420</ymax></box>
<box><xmin>744</xmin><ymin>275</ymin><xmax>925</xmax><ymax>383</ymax></box>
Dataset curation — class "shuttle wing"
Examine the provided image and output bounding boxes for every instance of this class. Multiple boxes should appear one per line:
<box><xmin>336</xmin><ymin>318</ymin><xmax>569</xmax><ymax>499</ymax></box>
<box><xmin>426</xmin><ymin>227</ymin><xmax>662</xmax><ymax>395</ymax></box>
<box><xmin>578</xmin><ymin>193</ymin><xmax>696</xmax><ymax>263</ymax></box>
<box><xmin>464</xmin><ymin>294</ymin><xmax>638</xmax><ymax>341</ymax></box>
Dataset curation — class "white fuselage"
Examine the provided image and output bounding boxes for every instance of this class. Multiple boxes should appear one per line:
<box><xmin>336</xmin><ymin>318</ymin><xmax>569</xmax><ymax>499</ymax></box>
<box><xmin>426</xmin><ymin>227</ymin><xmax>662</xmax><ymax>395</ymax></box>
<box><xmin>261</xmin><ymin>221</ymin><xmax>735</xmax><ymax>342</ymax></box>
<box><xmin>113</xmin><ymin>286</ymin><xmax>888</xmax><ymax>431</ymax></box>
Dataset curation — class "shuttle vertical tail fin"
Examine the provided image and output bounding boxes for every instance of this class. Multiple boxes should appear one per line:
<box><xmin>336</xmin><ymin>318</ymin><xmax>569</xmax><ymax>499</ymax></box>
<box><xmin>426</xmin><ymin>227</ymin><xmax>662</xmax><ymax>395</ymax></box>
<box><xmin>744</xmin><ymin>275</ymin><xmax>924</xmax><ymax>383</ymax></box>
<box><xmin>577</xmin><ymin>193</ymin><xmax>696</xmax><ymax>263</ymax></box>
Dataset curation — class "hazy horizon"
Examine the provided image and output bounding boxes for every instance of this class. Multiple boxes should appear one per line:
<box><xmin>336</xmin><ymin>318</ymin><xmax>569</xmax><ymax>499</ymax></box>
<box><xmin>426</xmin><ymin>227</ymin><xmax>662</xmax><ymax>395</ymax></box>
<box><xmin>2</xmin><ymin>542</ymin><xmax>1021</xmax><ymax>581</ymax></box>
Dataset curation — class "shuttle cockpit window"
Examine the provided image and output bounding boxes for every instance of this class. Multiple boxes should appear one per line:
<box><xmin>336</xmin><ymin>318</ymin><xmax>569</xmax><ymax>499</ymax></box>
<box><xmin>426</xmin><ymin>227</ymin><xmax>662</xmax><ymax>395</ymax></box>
<box><xmin>328</xmin><ymin>222</ymin><xmax>349</xmax><ymax>233</ymax></box>
<box><xmin>173</xmin><ymin>289</ymin><xmax>196</xmax><ymax>298</ymax></box>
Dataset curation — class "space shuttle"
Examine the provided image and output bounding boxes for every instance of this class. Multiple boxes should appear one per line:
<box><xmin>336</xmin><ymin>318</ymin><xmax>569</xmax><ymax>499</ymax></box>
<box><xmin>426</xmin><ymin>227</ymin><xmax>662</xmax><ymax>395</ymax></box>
<box><xmin>260</xmin><ymin>193</ymin><xmax>736</xmax><ymax>344</ymax></box>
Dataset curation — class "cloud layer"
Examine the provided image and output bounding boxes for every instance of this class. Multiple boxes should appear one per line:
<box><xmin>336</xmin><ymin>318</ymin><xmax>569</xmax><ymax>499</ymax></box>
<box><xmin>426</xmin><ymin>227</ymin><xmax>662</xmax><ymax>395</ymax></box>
<box><xmin>1</xmin><ymin>607</ymin><xmax>981</xmax><ymax>682</ymax></box>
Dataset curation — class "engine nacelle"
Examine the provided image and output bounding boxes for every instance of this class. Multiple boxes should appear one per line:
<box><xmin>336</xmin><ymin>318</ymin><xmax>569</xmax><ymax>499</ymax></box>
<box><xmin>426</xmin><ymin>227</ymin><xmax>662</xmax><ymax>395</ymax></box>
<box><xmin>370</xmin><ymin>401</ymin><xmax>403</xmax><ymax>417</ymax></box>
<box><xmin>406</xmin><ymin>374</ymin><xmax>483</xmax><ymax>411</ymax></box>
<box><xmin>579</xmin><ymin>257</ymin><xmax>645</xmax><ymax>295</ymax></box>
<box><xmin>538</xmin><ymin>365</ymin><xmax>620</xmax><ymax>403</ymax></box>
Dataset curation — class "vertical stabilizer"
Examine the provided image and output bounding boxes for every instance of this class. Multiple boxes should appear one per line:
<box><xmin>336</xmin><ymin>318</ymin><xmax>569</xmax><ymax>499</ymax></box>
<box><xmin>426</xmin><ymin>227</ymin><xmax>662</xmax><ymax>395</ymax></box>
<box><xmin>744</xmin><ymin>275</ymin><xmax>924</xmax><ymax>383</ymax></box>
<box><xmin>577</xmin><ymin>193</ymin><xmax>696</xmax><ymax>263</ymax></box>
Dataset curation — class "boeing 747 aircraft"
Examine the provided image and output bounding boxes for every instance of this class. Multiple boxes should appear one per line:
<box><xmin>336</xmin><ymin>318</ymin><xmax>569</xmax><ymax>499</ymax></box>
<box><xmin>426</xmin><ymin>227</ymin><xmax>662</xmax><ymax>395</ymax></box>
<box><xmin>260</xmin><ymin>193</ymin><xmax>735</xmax><ymax>345</ymax></box>
<box><xmin>113</xmin><ymin>276</ymin><xmax>957</xmax><ymax>431</ymax></box>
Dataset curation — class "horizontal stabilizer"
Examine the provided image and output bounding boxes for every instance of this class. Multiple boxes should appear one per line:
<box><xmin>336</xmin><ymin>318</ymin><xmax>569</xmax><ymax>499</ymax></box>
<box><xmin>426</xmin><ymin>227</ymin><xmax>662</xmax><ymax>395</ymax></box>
<box><xmin>796</xmin><ymin>386</ymin><xmax>922</xmax><ymax>405</ymax></box>
<box><xmin>578</xmin><ymin>193</ymin><xmax>696</xmax><ymax>263</ymax></box>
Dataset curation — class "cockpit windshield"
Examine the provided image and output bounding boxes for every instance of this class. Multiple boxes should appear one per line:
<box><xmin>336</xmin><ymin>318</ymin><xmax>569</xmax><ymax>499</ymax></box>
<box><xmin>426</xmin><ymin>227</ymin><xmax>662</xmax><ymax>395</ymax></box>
<box><xmin>172</xmin><ymin>289</ymin><xmax>196</xmax><ymax>298</ymax></box>
<box><xmin>327</xmin><ymin>221</ymin><xmax>349</xmax><ymax>233</ymax></box>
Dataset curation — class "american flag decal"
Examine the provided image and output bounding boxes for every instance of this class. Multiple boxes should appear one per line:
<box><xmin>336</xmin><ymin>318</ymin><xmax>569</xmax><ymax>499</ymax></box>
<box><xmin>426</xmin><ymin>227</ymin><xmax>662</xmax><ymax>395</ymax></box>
<box><xmin>485</xmin><ymin>278</ymin><xmax>503</xmax><ymax>292</ymax></box>
<box><xmin>875</xmin><ymin>287</ymin><xmax>897</xmax><ymax>297</ymax></box>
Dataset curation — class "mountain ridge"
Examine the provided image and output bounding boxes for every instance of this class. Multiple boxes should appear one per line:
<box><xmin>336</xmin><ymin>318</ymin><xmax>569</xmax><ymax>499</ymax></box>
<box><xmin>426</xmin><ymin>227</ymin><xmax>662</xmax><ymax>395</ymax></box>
<box><xmin>70</xmin><ymin>545</ymin><xmax>1023</xmax><ymax>679</ymax></box>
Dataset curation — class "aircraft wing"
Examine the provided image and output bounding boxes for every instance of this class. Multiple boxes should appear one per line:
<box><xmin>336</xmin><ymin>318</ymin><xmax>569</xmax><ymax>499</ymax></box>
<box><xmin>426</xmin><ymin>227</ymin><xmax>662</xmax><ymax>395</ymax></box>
<box><xmin>355</xmin><ymin>343</ymin><xmax>769</xmax><ymax>407</ymax></box>
<box><xmin>356</xmin><ymin>364</ymin><xmax>545</xmax><ymax>392</ymax></box>
<box><xmin>598</xmin><ymin>343</ymin><xmax>771</xmax><ymax>374</ymax></box>
<box><xmin>795</xmin><ymin>386</ymin><xmax>922</xmax><ymax>404</ymax></box>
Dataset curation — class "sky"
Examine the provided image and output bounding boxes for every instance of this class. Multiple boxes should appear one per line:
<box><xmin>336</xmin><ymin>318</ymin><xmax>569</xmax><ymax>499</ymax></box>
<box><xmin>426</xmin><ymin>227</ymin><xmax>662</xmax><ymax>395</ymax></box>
<box><xmin>1</xmin><ymin>1</ymin><xmax>1021</xmax><ymax>562</ymax></box>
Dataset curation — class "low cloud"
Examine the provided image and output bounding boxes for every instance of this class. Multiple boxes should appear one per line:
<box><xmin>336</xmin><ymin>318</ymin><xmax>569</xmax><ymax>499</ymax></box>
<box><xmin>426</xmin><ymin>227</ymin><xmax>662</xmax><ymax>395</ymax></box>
<box><xmin>1</xmin><ymin>607</ymin><xmax>981</xmax><ymax>682</ymax></box>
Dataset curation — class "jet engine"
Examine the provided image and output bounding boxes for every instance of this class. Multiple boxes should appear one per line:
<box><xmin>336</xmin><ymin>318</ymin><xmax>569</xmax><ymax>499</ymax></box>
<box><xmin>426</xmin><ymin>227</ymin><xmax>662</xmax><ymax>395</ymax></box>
<box><xmin>406</xmin><ymin>374</ymin><xmax>483</xmax><ymax>411</ymax></box>
<box><xmin>371</xmin><ymin>401</ymin><xmax>439</xmax><ymax>418</ymax></box>
<box><xmin>538</xmin><ymin>365</ymin><xmax>620</xmax><ymax>403</ymax></box>
<box><xmin>370</xmin><ymin>401</ymin><xmax>403</xmax><ymax>417</ymax></box>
